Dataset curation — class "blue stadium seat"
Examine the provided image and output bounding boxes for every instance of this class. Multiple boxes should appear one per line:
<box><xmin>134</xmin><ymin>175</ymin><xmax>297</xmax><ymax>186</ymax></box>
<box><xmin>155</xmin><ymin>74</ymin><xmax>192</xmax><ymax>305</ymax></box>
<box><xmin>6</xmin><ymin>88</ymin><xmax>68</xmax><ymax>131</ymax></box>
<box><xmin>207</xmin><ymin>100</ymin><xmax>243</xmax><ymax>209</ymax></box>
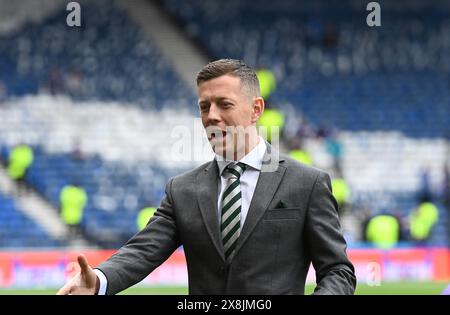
<box><xmin>0</xmin><ymin>193</ymin><xmax>63</xmax><ymax>248</ymax></box>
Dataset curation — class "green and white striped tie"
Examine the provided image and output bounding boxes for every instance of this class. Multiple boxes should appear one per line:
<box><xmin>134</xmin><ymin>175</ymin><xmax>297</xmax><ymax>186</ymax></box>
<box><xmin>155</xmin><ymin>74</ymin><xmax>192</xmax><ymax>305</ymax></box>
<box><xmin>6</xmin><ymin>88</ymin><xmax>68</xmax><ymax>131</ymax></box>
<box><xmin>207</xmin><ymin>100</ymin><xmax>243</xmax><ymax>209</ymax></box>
<box><xmin>221</xmin><ymin>162</ymin><xmax>247</xmax><ymax>262</ymax></box>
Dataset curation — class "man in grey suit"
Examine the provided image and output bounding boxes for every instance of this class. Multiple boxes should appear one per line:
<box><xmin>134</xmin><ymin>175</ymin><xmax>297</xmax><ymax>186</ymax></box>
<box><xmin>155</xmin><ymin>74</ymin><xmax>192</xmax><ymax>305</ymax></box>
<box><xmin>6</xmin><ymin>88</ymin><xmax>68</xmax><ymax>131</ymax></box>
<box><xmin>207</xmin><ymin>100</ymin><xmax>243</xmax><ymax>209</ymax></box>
<box><xmin>57</xmin><ymin>59</ymin><xmax>356</xmax><ymax>295</ymax></box>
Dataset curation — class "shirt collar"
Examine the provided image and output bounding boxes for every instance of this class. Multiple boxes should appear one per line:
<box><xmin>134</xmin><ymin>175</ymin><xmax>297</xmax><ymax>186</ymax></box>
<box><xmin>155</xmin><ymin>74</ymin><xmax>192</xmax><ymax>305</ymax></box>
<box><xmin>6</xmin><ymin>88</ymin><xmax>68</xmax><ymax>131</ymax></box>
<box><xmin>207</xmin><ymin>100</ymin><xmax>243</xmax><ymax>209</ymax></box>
<box><xmin>216</xmin><ymin>137</ymin><xmax>267</xmax><ymax>176</ymax></box>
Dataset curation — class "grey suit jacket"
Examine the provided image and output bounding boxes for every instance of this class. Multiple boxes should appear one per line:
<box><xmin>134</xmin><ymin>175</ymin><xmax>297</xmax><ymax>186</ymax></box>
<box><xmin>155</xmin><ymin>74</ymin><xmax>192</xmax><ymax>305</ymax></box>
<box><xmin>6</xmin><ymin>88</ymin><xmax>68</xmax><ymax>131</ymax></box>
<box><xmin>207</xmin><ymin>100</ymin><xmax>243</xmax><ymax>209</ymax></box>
<box><xmin>97</xmin><ymin>145</ymin><xmax>356</xmax><ymax>295</ymax></box>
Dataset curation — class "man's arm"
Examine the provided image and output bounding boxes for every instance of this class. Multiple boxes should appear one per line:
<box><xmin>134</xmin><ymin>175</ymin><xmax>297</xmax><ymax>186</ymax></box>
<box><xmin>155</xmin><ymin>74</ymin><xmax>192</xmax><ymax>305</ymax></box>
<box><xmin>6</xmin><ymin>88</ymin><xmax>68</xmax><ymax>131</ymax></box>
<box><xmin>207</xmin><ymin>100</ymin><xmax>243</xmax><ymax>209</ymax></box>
<box><xmin>305</xmin><ymin>172</ymin><xmax>356</xmax><ymax>295</ymax></box>
<box><xmin>95</xmin><ymin>178</ymin><xmax>181</xmax><ymax>295</ymax></box>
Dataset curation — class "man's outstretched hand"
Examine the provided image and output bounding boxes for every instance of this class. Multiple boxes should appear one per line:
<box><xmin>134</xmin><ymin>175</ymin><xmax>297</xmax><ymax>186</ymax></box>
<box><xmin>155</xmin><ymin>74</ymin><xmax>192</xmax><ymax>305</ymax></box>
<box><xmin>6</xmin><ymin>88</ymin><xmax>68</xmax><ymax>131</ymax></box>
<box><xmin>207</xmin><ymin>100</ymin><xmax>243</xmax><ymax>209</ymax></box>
<box><xmin>57</xmin><ymin>254</ymin><xmax>99</xmax><ymax>295</ymax></box>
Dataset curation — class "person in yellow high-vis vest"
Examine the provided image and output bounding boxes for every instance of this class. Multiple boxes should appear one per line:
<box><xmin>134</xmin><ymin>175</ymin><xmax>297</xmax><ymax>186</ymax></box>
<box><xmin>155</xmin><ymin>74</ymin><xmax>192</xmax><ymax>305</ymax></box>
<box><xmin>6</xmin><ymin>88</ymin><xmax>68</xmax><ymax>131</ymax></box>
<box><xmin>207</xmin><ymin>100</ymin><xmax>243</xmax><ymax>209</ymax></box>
<box><xmin>8</xmin><ymin>144</ymin><xmax>34</xmax><ymax>181</ymax></box>
<box><xmin>60</xmin><ymin>184</ymin><xmax>88</xmax><ymax>237</ymax></box>
<box><xmin>256</xmin><ymin>68</ymin><xmax>276</xmax><ymax>101</ymax></box>
<box><xmin>331</xmin><ymin>177</ymin><xmax>350</xmax><ymax>215</ymax></box>
<box><xmin>136</xmin><ymin>207</ymin><xmax>157</xmax><ymax>231</ymax></box>
<box><xmin>409</xmin><ymin>201</ymin><xmax>439</xmax><ymax>242</ymax></box>
<box><xmin>365</xmin><ymin>214</ymin><xmax>400</xmax><ymax>249</ymax></box>
<box><xmin>257</xmin><ymin>108</ymin><xmax>285</xmax><ymax>143</ymax></box>
<box><xmin>289</xmin><ymin>149</ymin><xmax>313</xmax><ymax>166</ymax></box>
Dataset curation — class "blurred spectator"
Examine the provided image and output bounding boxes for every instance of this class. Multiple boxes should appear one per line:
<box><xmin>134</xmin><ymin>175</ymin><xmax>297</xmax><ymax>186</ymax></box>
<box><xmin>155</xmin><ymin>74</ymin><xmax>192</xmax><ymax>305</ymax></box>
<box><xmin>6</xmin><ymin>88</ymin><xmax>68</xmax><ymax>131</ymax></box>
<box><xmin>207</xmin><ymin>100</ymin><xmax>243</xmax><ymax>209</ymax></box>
<box><xmin>293</xmin><ymin>116</ymin><xmax>315</xmax><ymax>146</ymax></box>
<box><xmin>0</xmin><ymin>81</ymin><xmax>6</xmax><ymax>102</ymax></box>
<box><xmin>305</xmin><ymin>17</ymin><xmax>324</xmax><ymax>46</ymax></box>
<box><xmin>60</xmin><ymin>183</ymin><xmax>88</xmax><ymax>238</ymax></box>
<box><xmin>365</xmin><ymin>213</ymin><xmax>401</xmax><ymax>249</ymax></box>
<box><xmin>418</xmin><ymin>166</ymin><xmax>432</xmax><ymax>202</ymax></box>
<box><xmin>48</xmin><ymin>66</ymin><xmax>64</xmax><ymax>95</ymax></box>
<box><xmin>442</xmin><ymin>165</ymin><xmax>450</xmax><ymax>244</ymax></box>
<box><xmin>71</xmin><ymin>138</ymin><xmax>86</xmax><ymax>161</ymax></box>
<box><xmin>257</xmin><ymin>107</ymin><xmax>285</xmax><ymax>143</ymax></box>
<box><xmin>136</xmin><ymin>206</ymin><xmax>157</xmax><ymax>231</ymax></box>
<box><xmin>331</xmin><ymin>177</ymin><xmax>350</xmax><ymax>215</ymax></box>
<box><xmin>409</xmin><ymin>201</ymin><xmax>439</xmax><ymax>243</ymax></box>
<box><xmin>256</xmin><ymin>67</ymin><xmax>277</xmax><ymax>105</ymax></box>
<box><xmin>443</xmin><ymin>165</ymin><xmax>450</xmax><ymax>209</ymax></box>
<box><xmin>316</xmin><ymin>123</ymin><xmax>332</xmax><ymax>139</ymax></box>
<box><xmin>359</xmin><ymin>205</ymin><xmax>373</xmax><ymax>238</ymax></box>
<box><xmin>325</xmin><ymin>132</ymin><xmax>343</xmax><ymax>177</ymax></box>
<box><xmin>322</xmin><ymin>23</ymin><xmax>338</xmax><ymax>48</ymax></box>
<box><xmin>289</xmin><ymin>148</ymin><xmax>313</xmax><ymax>166</ymax></box>
<box><xmin>66</xmin><ymin>69</ymin><xmax>85</xmax><ymax>98</ymax></box>
<box><xmin>7</xmin><ymin>144</ymin><xmax>33</xmax><ymax>182</ymax></box>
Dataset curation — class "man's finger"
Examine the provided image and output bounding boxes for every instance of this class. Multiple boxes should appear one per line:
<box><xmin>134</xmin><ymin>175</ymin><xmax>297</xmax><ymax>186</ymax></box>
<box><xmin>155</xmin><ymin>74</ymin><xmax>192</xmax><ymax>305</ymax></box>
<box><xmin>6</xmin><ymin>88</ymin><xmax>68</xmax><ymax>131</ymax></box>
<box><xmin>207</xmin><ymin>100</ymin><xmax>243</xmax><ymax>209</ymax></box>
<box><xmin>56</xmin><ymin>284</ymin><xmax>71</xmax><ymax>295</ymax></box>
<box><xmin>77</xmin><ymin>254</ymin><xmax>90</xmax><ymax>275</ymax></box>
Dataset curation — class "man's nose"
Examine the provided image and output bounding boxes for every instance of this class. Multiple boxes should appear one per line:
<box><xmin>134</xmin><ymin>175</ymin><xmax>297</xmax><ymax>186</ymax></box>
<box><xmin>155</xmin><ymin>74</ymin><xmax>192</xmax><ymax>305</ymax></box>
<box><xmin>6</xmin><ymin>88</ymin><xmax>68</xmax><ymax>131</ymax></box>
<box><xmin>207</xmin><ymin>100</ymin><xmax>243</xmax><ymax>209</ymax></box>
<box><xmin>207</xmin><ymin>103</ymin><xmax>222</xmax><ymax>123</ymax></box>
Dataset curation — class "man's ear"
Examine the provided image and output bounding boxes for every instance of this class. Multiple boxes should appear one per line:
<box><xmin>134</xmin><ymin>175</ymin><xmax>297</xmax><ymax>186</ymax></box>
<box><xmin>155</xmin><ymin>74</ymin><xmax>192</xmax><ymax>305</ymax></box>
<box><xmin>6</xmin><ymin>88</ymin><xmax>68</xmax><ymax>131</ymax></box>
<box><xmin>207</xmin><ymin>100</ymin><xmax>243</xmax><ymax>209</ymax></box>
<box><xmin>251</xmin><ymin>97</ymin><xmax>265</xmax><ymax>123</ymax></box>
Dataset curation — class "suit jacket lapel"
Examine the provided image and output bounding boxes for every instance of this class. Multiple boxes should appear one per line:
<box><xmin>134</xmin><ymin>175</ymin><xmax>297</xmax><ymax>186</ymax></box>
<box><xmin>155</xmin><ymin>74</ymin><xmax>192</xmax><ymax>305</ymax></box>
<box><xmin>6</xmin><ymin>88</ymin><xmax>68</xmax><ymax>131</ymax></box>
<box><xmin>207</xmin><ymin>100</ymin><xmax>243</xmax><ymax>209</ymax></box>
<box><xmin>233</xmin><ymin>145</ymin><xmax>286</xmax><ymax>259</ymax></box>
<box><xmin>196</xmin><ymin>160</ymin><xmax>225</xmax><ymax>262</ymax></box>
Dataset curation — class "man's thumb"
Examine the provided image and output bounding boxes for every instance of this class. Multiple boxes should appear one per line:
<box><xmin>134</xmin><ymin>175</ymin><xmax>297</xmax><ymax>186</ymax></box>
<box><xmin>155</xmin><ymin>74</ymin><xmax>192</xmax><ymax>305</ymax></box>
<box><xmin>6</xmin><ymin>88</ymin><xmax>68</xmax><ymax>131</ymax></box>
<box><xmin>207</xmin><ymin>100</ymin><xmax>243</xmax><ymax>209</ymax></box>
<box><xmin>77</xmin><ymin>254</ymin><xmax>90</xmax><ymax>274</ymax></box>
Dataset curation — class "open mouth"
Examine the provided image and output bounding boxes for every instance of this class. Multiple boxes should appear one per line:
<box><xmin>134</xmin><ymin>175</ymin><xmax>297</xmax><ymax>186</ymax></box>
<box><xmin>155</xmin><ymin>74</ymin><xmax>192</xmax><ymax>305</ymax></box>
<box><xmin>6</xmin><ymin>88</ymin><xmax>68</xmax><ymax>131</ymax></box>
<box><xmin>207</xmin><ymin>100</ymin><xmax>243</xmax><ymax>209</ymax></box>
<box><xmin>208</xmin><ymin>129</ymin><xmax>227</xmax><ymax>141</ymax></box>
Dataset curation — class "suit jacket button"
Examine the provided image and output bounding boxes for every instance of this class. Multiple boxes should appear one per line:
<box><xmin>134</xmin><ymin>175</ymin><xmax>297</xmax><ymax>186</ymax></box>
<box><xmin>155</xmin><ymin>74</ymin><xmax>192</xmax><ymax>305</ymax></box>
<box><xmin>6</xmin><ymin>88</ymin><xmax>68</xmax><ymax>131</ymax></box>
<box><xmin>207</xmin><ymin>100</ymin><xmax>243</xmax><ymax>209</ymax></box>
<box><xmin>219</xmin><ymin>266</ymin><xmax>227</xmax><ymax>275</ymax></box>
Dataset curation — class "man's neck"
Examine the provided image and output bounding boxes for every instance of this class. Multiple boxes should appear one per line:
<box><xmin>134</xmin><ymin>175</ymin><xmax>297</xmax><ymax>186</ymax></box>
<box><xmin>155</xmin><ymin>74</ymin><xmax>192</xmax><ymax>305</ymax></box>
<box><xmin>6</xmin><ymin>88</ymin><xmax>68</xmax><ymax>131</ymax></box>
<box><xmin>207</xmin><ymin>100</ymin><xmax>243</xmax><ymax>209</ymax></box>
<box><xmin>234</xmin><ymin>135</ymin><xmax>260</xmax><ymax>161</ymax></box>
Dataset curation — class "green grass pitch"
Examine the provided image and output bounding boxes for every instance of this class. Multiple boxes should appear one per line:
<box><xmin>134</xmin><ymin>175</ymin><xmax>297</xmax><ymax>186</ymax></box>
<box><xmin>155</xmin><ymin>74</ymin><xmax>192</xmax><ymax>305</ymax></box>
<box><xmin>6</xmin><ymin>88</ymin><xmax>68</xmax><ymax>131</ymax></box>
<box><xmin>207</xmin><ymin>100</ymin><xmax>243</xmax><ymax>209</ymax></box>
<box><xmin>0</xmin><ymin>281</ymin><xmax>447</xmax><ymax>295</ymax></box>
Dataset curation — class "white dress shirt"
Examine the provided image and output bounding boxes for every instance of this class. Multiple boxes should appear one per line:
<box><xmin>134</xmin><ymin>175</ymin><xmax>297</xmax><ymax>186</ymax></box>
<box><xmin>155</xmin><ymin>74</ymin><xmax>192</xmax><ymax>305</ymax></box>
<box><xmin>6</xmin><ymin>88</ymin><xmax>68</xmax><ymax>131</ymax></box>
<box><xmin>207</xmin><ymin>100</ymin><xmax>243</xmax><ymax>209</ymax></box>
<box><xmin>95</xmin><ymin>137</ymin><xmax>266</xmax><ymax>295</ymax></box>
<box><xmin>216</xmin><ymin>137</ymin><xmax>266</xmax><ymax>226</ymax></box>
<box><xmin>94</xmin><ymin>269</ymin><xmax>108</xmax><ymax>295</ymax></box>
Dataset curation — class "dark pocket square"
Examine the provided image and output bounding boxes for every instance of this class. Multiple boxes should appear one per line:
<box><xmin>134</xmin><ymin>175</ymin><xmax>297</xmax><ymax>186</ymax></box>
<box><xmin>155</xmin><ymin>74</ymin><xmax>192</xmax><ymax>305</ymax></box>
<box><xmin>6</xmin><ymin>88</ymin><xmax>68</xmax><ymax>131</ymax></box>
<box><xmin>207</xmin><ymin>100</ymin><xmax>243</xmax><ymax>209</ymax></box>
<box><xmin>276</xmin><ymin>200</ymin><xmax>288</xmax><ymax>208</ymax></box>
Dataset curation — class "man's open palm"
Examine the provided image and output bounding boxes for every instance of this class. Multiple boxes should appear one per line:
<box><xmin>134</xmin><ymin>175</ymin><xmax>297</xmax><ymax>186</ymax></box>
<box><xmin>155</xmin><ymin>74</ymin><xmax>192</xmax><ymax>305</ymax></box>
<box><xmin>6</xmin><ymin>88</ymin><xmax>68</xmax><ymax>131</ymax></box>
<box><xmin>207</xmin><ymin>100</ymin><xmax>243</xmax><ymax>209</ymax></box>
<box><xmin>57</xmin><ymin>254</ymin><xmax>98</xmax><ymax>295</ymax></box>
